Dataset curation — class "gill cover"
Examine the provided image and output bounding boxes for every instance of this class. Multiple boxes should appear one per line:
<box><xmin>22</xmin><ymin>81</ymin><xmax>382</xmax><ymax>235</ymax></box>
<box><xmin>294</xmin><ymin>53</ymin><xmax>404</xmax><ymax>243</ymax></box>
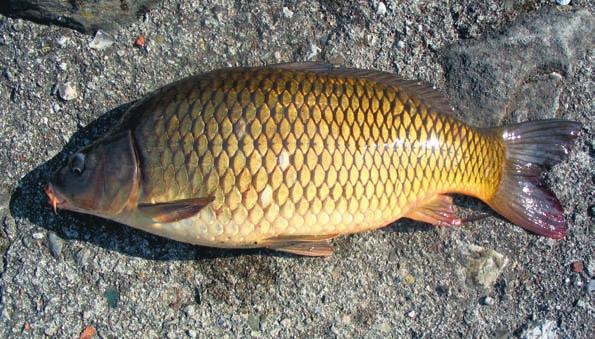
<box><xmin>50</xmin><ymin>130</ymin><xmax>139</xmax><ymax>214</ymax></box>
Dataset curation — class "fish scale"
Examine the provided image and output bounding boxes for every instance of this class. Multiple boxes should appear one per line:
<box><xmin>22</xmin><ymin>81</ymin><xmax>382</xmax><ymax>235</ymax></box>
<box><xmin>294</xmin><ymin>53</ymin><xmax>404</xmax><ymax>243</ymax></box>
<box><xmin>48</xmin><ymin>63</ymin><xmax>579</xmax><ymax>255</ymax></box>
<box><xmin>130</xmin><ymin>67</ymin><xmax>501</xmax><ymax>245</ymax></box>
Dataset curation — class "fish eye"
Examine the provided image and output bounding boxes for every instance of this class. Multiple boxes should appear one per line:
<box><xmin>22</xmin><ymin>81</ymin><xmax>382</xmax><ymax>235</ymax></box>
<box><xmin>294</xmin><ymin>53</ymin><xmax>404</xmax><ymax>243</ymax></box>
<box><xmin>70</xmin><ymin>153</ymin><xmax>85</xmax><ymax>175</ymax></box>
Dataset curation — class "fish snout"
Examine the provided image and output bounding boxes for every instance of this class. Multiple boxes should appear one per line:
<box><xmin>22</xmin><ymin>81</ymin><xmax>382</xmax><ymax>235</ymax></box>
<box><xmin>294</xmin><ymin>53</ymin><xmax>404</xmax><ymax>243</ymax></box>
<box><xmin>44</xmin><ymin>182</ymin><xmax>65</xmax><ymax>214</ymax></box>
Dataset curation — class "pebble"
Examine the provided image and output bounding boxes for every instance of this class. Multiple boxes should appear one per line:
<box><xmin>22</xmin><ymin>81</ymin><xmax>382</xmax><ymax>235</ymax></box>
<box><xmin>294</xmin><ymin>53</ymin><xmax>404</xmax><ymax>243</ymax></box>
<box><xmin>3</xmin><ymin>68</ymin><xmax>14</xmax><ymax>81</ymax></box>
<box><xmin>57</xmin><ymin>81</ymin><xmax>78</xmax><ymax>101</ymax></box>
<box><xmin>556</xmin><ymin>0</ymin><xmax>571</xmax><ymax>5</ymax></box>
<box><xmin>56</xmin><ymin>36</ymin><xmax>69</xmax><ymax>48</ymax></box>
<box><xmin>51</xmin><ymin>102</ymin><xmax>61</xmax><ymax>113</ymax></box>
<box><xmin>104</xmin><ymin>288</ymin><xmax>120</xmax><ymax>308</ymax></box>
<box><xmin>396</xmin><ymin>40</ymin><xmax>405</xmax><ymax>49</ymax></box>
<box><xmin>587</xmin><ymin>260</ymin><xmax>595</xmax><ymax>276</ymax></box>
<box><xmin>407</xmin><ymin>310</ymin><xmax>416</xmax><ymax>318</ymax></box>
<box><xmin>570</xmin><ymin>261</ymin><xmax>583</xmax><ymax>273</ymax></box>
<box><xmin>183</xmin><ymin>304</ymin><xmax>197</xmax><ymax>318</ymax></box>
<box><xmin>480</xmin><ymin>296</ymin><xmax>494</xmax><ymax>306</ymax></box>
<box><xmin>307</xmin><ymin>43</ymin><xmax>321</xmax><ymax>60</ymax></box>
<box><xmin>187</xmin><ymin>329</ymin><xmax>197</xmax><ymax>338</ymax></box>
<box><xmin>280</xmin><ymin>318</ymin><xmax>292</xmax><ymax>328</ymax></box>
<box><xmin>247</xmin><ymin>314</ymin><xmax>261</xmax><ymax>331</ymax></box>
<box><xmin>44</xmin><ymin>324</ymin><xmax>58</xmax><ymax>336</ymax></box>
<box><xmin>32</xmin><ymin>232</ymin><xmax>44</xmax><ymax>240</ymax></box>
<box><xmin>376</xmin><ymin>2</ymin><xmax>387</xmax><ymax>16</ymax></box>
<box><xmin>89</xmin><ymin>30</ymin><xmax>115</xmax><ymax>50</ymax></box>
<box><xmin>2</xmin><ymin>215</ymin><xmax>17</xmax><ymax>240</ymax></box>
<box><xmin>282</xmin><ymin>7</ymin><xmax>294</xmax><ymax>19</ymax></box>
<box><xmin>48</xmin><ymin>232</ymin><xmax>63</xmax><ymax>258</ymax></box>
<box><xmin>520</xmin><ymin>319</ymin><xmax>558</xmax><ymax>339</ymax></box>
<box><xmin>58</xmin><ymin>62</ymin><xmax>67</xmax><ymax>72</ymax></box>
<box><xmin>588</xmin><ymin>279</ymin><xmax>594</xmax><ymax>293</ymax></box>
<box><xmin>463</xmin><ymin>244</ymin><xmax>508</xmax><ymax>290</ymax></box>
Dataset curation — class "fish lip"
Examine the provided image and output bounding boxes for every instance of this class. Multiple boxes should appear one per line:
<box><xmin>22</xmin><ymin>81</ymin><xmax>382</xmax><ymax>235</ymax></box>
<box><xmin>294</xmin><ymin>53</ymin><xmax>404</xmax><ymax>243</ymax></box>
<box><xmin>44</xmin><ymin>182</ymin><xmax>67</xmax><ymax>213</ymax></box>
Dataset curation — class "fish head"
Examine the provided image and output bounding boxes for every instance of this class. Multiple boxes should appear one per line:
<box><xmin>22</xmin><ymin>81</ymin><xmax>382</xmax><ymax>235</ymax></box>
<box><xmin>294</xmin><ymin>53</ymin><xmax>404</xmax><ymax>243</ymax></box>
<box><xmin>45</xmin><ymin>131</ymin><xmax>140</xmax><ymax>217</ymax></box>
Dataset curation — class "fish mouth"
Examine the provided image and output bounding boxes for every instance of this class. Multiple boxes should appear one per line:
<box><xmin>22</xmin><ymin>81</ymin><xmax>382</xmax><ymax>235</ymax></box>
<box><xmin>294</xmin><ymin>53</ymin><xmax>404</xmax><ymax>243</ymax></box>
<box><xmin>44</xmin><ymin>183</ymin><xmax>66</xmax><ymax>214</ymax></box>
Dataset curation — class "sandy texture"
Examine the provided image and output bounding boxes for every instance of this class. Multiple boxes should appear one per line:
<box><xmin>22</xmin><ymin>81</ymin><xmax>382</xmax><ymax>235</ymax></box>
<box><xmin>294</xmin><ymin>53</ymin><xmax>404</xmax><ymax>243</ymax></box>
<box><xmin>0</xmin><ymin>1</ymin><xmax>593</xmax><ymax>338</ymax></box>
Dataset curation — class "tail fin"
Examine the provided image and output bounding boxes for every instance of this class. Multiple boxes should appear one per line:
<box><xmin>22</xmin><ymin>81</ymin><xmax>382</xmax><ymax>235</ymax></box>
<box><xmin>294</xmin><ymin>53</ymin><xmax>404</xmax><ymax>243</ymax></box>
<box><xmin>487</xmin><ymin>120</ymin><xmax>581</xmax><ymax>239</ymax></box>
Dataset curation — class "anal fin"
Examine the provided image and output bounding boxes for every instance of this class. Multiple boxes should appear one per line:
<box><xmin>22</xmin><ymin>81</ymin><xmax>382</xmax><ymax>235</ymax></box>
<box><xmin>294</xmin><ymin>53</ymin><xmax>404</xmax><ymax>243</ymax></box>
<box><xmin>262</xmin><ymin>234</ymin><xmax>337</xmax><ymax>257</ymax></box>
<box><xmin>138</xmin><ymin>197</ymin><xmax>214</xmax><ymax>223</ymax></box>
<box><xmin>405</xmin><ymin>194</ymin><xmax>462</xmax><ymax>227</ymax></box>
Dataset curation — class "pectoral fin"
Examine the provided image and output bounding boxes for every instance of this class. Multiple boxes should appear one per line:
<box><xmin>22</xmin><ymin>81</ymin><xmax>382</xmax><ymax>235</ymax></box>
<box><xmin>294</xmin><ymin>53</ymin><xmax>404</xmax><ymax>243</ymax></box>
<box><xmin>262</xmin><ymin>234</ymin><xmax>338</xmax><ymax>256</ymax></box>
<box><xmin>138</xmin><ymin>197</ymin><xmax>214</xmax><ymax>223</ymax></box>
<box><xmin>405</xmin><ymin>194</ymin><xmax>462</xmax><ymax>227</ymax></box>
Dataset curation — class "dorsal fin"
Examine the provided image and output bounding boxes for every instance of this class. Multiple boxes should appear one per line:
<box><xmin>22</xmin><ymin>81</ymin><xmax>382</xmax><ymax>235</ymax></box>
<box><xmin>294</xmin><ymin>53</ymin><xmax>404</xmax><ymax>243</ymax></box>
<box><xmin>269</xmin><ymin>62</ymin><xmax>455</xmax><ymax>116</ymax></box>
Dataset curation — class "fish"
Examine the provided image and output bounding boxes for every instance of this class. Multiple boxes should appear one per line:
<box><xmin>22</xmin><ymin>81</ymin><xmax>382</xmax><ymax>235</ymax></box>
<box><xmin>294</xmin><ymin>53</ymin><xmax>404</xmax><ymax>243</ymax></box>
<box><xmin>45</xmin><ymin>63</ymin><xmax>582</xmax><ymax>256</ymax></box>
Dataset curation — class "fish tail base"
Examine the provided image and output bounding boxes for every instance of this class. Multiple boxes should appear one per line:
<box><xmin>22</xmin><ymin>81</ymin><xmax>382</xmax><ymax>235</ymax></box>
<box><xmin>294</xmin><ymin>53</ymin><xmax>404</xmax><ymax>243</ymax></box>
<box><xmin>486</xmin><ymin>120</ymin><xmax>581</xmax><ymax>238</ymax></box>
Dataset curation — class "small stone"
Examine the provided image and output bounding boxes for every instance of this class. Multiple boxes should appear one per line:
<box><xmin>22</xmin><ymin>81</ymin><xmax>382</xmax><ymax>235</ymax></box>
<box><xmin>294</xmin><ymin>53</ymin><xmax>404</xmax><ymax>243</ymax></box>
<box><xmin>435</xmin><ymin>284</ymin><xmax>449</xmax><ymax>296</ymax></box>
<box><xmin>463</xmin><ymin>244</ymin><xmax>508</xmax><ymax>290</ymax></box>
<box><xmin>570</xmin><ymin>261</ymin><xmax>583</xmax><ymax>273</ymax></box>
<box><xmin>3</xmin><ymin>68</ymin><xmax>14</xmax><ymax>81</ymax></box>
<box><xmin>32</xmin><ymin>232</ymin><xmax>44</xmax><ymax>240</ymax></box>
<box><xmin>587</xmin><ymin>260</ymin><xmax>595</xmax><ymax>276</ymax></box>
<box><xmin>407</xmin><ymin>310</ymin><xmax>416</xmax><ymax>318</ymax></box>
<box><xmin>280</xmin><ymin>318</ymin><xmax>291</xmax><ymax>328</ymax></box>
<box><xmin>396</xmin><ymin>40</ymin><xmax>405</xmax><ymax>49</ymax></box>
<box><xmin>187</xmin><ymin>329</ymin><xmax>197</xmax><ymax>338</ymax></box>
<box><xmin>89</xmin><ymin>30</ymin><xmax>115</xmax><ymax>50</ymax></box>
<box><xmin>378</xmin><ymin>321</ymin><xmax>391</xmax><ymax>333</ymax></box>
<box><xmin>58</xmin><ymin>62</ymin><xmax>67</xmax><ymax>72</ymax></box>
<box><xmin>183</xmin><ymin>304</ymin><xmax>196</xmax><ymax>318</ymax></box>
<box><xmin>556</xmin><ymin>0</ymin><xmax>570</xmax><ymax>5</ymax></box>
<box><xmin>104</xmin><ymin>288</ymin><xmax>120</xmax><ymax>308</ymax></box>
<box><xmin>404</xmin><ymin>274</ymin><xmax>415</xmax><ymax>285</ymax></box>
<box><xmin>2</xmin><ymin>215</ymin><xmax>17</xmax><ymax>240</ymax></box>
<box><xmin>48</xmin><ymin>232</ymin><xmax>63</xmax><ymax>258</ymax></box>
<box><xmin>307</xmin><ymin>43</ymin><xmax>321</xmax><ymax>60</ymax></box>
<box><xmin>588</xmin><ymin>279</ymin><xmax>594</xmax><ymax>293</ymax></box>
<box><xmin>134</xmin><ymin>35</ymin><xmax>146</xmax><ymax>48</ymax></box>
<box><xmin>247</xmin><ymin>314</ymin><xmax>261</xmax><ymax>331</ymax></box>
<box><xmin>282</xmin><ymin>7</ymin><xmax>294</xmax><ymax>19</ymax></box>
<box><xmin>194</xmin><ymin>287</ymin><xmax>201</xmax><ymax>304</ymax></box>
<box><xmin>57</xmin><ymin>81</ymin><xmax>78</xmax><ymax>101</ymax></box>
<box><xmin>51</xmin><ymin>102</ymin><xmax>61</xmax><ymax>113</ymax></box>
<box><xmin>79</xmin><ymin>326</ymin><xmax>96</xmax><ymax>339</ymax></box>
<box><xmin>44</xmin><ymin>324</ymin><xmax>58</xmax><ymax>336</ymax></box>
<box><xmin>480</xmin><ymin>296</ymin><xmax>494</xmax><ymax>306</ymax></box>
<box><xmin>56</xmin><ymin>36</ymin><xmax>69</xmax><ymax>48</ymax></box>
<box><xmin>520</xmin><ymin>319</ymin><xmax>558</xmax><ymax>339</ymax></box>
<box><xmin>376</xmin><ymin>2</ymin><xmax>387</xmax><ymax>16</ymax></box>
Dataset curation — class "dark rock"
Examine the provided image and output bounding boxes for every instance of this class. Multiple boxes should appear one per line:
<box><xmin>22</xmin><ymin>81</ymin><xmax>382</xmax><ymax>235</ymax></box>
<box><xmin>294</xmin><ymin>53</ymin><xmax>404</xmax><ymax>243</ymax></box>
<box><xmin>47</xmin><ymin>232</ymin><xmax>63</xmax><ymax>258</ymax></box>
<box><xmin>0</xmin><ymin>0</ymin><xmax>160</xmax><ymax>34</ymax></box>
<box><xmin>104</xmin><ymin>288</ymin><xmax>120</xmax><ymax>308</ymax></box>
<box><xmin>442</xmin><ymin>7</ymin><xmax>593</xmax><ymax>127</ymax></box>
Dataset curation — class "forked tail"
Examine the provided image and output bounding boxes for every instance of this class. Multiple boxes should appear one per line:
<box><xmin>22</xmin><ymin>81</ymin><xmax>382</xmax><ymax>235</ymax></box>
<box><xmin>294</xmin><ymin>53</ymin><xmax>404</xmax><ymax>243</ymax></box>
<box><xmin>486</xmin><ymin>120</ymin><xmax>582</xmax><ymax>238</ymax></box>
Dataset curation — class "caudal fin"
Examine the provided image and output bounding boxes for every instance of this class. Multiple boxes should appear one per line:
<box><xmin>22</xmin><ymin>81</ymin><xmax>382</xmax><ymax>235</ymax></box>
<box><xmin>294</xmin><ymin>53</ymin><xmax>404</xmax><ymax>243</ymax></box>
<box><xmin>487</xmin><ymin>120</ymin><xmax>581</xmax><ymax>239</ymax></box>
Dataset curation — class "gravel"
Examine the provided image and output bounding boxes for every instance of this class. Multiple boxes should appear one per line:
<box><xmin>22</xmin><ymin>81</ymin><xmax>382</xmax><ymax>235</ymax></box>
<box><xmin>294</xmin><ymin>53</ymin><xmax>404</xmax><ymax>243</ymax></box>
<box><xmin>0</xmin><ymin>1</ymin><xmax>593</xmax><ymax>338</ymax></box>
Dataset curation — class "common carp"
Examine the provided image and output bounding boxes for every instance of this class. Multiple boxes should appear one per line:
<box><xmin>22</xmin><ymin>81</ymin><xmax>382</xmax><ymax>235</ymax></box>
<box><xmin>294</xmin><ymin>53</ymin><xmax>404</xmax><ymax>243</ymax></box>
<box><xmin>45</xmin><ymin>63</ymin><xmax>581</xmax><ymax>256</ymax></box>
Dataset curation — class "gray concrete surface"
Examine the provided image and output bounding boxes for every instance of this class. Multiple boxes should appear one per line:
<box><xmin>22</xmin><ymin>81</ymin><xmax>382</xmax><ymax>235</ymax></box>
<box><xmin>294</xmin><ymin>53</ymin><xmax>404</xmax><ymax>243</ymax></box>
<box><xmin>0</xmin><ymin>1</ymin><xmax>593</xmax><ymax>338</ymax></box>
